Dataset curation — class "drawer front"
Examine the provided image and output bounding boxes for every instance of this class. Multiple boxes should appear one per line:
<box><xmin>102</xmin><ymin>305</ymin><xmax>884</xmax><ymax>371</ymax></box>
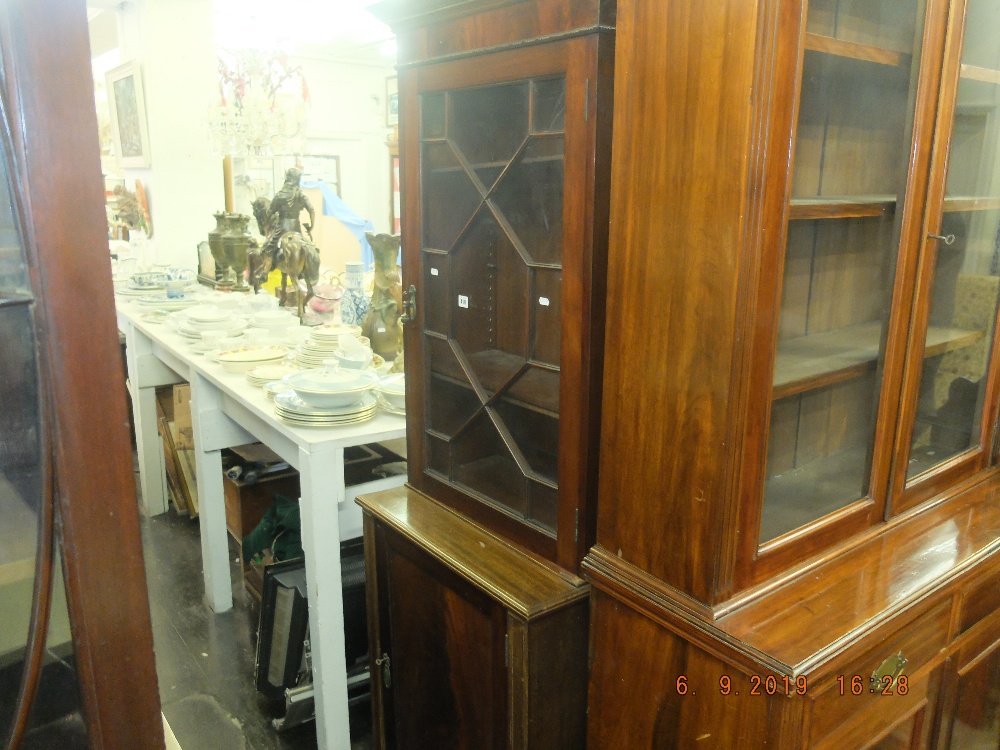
<box><xmin>959</xmin><ymin>565</ymin><xmax>1000</xmax><ymax>635</ymax></box>
<box><xmin>808</xmin><ymin>602</ymin><xmax>949</xmax><ymax>746</ymax></box>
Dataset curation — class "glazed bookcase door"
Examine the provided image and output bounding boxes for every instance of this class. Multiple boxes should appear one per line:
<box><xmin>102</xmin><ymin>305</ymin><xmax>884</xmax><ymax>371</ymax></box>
<box><xmin>892</xmin><ymin>0</ymin><xmax>1000</xmax><ymax>511</ymax></box>
<box><xmin>753</xmin><ymin>1</ymin><xmax>936</xmax><ymax>554</ymax></box>
<box><xmin>0</xmin><ymin>117</ymin><xmax>86</xmax><ymax>748</ymax></box>
<box><xmin>404</xmin><ymin>39</ymin><xmax>603</xmax><ymax>569</ymax></box>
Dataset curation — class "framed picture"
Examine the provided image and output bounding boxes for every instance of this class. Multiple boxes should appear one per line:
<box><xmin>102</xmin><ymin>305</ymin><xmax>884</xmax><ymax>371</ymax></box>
<box><xmin>386</xmin><ymin>76</ymin><xmax>399</xmax><ymax>127</ymax></box>
<box><xmin>106</xmin><ymin>60</ymin><xmax>151</xmax><ymax>168</ymax></box>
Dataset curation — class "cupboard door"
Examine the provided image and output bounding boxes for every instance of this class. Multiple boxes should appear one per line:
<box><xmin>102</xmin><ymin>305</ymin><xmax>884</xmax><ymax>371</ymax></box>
<box><xmin>406</xmin><ymin>37</ymin><xmax>606</xmax><ymax>569</ymax></box>
<box><xmin>375</xmin><ymin>526</ymin><xmax>508</xmax><ymax>750</ymax></box>
<box><xmin>895</xmin><ymin>0</ymin><xmax>1000</xmax><ymax>509</ymax></box>
<box><xmin>937</xmin><ymin>637</ymin><xmax>1000</xmax><ymax>748</ymax></box>
<box><xmin>758</xmin><ymin>0</ymin><xmax>935</xmax><ymax>546</ymax></box>
<box><xmin>0</xmin><ymin>116</ymin><xmax>86</xmax><ymax>748</ymax></box>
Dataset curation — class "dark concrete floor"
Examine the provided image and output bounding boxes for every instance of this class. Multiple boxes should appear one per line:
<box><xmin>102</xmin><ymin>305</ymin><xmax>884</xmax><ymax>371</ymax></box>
<box><xmin>140</xmin><ymin>508</ymin><xmax>372</xmax><ymax>750</ymax></box>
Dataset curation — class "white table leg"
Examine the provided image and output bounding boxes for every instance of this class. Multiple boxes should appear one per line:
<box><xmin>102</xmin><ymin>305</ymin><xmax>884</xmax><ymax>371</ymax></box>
<box><xmin>190</xmin><ymin>373</ymin><xmax>235</xmax><ymax>613</ymax></box>
<box><xmin>123</xmin><ymin>321</ymin><xmax>169</xmax><ymax>516</ymax></box>
<box><xmin>298</xmin><ymin>443</ymin><xmax>350</xmax><ymax>750</ymax></box>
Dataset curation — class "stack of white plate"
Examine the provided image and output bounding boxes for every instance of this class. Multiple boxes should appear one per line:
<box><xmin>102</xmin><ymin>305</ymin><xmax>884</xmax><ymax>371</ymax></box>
<box><xmin>115</xmin><ymin>283</ymin><xmax>164</xmax><ymax>298</ymax></box>
<box><xmin>277</xmin><ymin>364</ymin><xmax>380</xmax><ymax>426</ymax></box>
<box><xmin>310</xmin><ymin>323</ymin><xmax>363</xmax><ymax>344</ymax></box>
<box><xmin>246</xmin><ymin>363</ymin><xmax>299</xmax><ymax>388</ymax></box>
<box><xmin>215</xmin><ymin>345</ymin><xmax>289</xmax><ymax>373</ymax></box>
<box><xmin>133</xmin><ymin>294</ymin><xmax>201</xmax><ymax>312</ymax></box>
<box><xmin>273</xmin><ymin>390</ymin><xmax>378</xmax><ymax>426</ymax></box>
<box><xmin>262</xmin><ymin>381</ymin><xmax>293</xmax><ymax>401</ymax></box>
<box><xmin>292</xmin><ymin>323</ymin><xmax>365</xmax><ymax>368</ymax></box>
<box><xmin>249</xmin><ymin>309</ymin><xmax>298</xmax><ymax>331</ymax></box>
<box><xmin>171</xmin><ymin>305</ymin><xmax>248</xmax><ymax>339</ymax></box>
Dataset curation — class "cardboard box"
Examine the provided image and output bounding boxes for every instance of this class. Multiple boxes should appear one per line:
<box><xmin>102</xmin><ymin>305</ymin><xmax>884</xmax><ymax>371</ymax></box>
<box><xmin>172</xmin><ymin>384</ymin><xmax>193</xmax><ymax>449</ymax></box>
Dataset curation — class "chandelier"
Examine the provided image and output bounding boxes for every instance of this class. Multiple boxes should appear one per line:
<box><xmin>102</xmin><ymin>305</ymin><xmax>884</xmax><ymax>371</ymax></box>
<box><xmin>208</xmin><ymin>50</ymin><xmax>310</xmax><ymax>156</ymax></box>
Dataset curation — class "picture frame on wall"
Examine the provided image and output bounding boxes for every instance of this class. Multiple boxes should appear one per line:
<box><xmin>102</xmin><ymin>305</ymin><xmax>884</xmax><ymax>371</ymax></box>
<box><xmin>106</xmin><ymin>60</ymin><xmax>151</xmax><ymax>168</ymax></box>
<box><xmin>386</xmin><ymin>76</ymin><xmax>398</xmax><ymax>127</ymax></box>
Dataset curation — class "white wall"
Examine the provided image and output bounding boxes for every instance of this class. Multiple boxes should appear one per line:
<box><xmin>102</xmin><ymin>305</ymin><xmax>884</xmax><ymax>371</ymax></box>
<box><xmin>118</xmin><ymin>0</ymin><xmax>220</xmax><ymax>269</ymax></box>
<box><xmin>96</xmin><ymin>0</ymin><xmax>396</xmax><ymax>271</ymax></box>
<box><xmin>294</xmin><ymin>55</ymin><xmax>396</xmax><ymax>236</ymax></box>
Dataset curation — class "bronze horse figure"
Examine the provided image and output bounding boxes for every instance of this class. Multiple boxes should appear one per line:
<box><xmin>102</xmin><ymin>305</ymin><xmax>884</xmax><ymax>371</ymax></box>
<box><xmin>247</xmin><ymin>196</ymin><xmax>320</xmax><ymax>319</ymax></box>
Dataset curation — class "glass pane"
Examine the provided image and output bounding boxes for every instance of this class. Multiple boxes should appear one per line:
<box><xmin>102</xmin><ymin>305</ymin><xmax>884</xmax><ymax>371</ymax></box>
<box><xmin>453</xmin><ymin>411</ymin><xmax>528</xmax><ymax>517</ymax></box>
<box><xmin>761</xmin><ymin>0</ymin><xmax>926</xmax><ymax>543</ymax></box>
<box><xmin>495</xmin><ymin>393</ymin><xmax>558</xmax><ymax>483</ymax></box>
<box><xmin>421</xmin><ymin>92</ymin><xmax>446</xmax><ymax>139</ymax></box>
<box><xmin>949</xmin><ymin>643</ymin><xmax>1000</xmax><ymax>747</ymax></box>
<box><xmin>906</xmin><ymin>1</ymin><xmax>1000</xmax><ymax>479</ymax></box>
<box><xmin>422</xmin><ymin>142</ymin><xmax>482</xmax><ymax>251</ymax></box>
<box><xmin>0</xmin><ymin>154</ymin><xmax>85</xmax><ymax>743</ymax></box>
<box><xmin>0</xmin><ymin>187</ymin><xmax>29</xmax><ymax>295</ymax></box>
<box><xmin>491</xmin><ymin>136</ymin><xmax>565</xmax><ymax>265</ymax></box>
<box><xmin>527</xmin><ymin>482</ymin><xmax>558</xmax><ymax>532</ymax></box>
<box><xmin>451</xmin><ymin>208</ymin><xmax>529</xmax><ymax>395</ymax></box>
<box><xmin>422</xmin><ymin>250</ymin><xmax>450</xmax><ymax>336</ymax></box>
<box><xmin>868</xmin><ymin>709</ymin><xmax>921</xmax><ymax>750</ymax></box>
<box><xmin>0</xmin><ymin>307</ymin><xmax>43</xmax><ymax>723</ymax></box>
<box><xmin>449</xmin><ymin>82</ymin><xmax>529</xmax><ymax>190</ymax></box>
<box><xmin>531</xmin><ymin>78</ymin><xmax>566</xmax><ymax>134</ymax></box>
<box><xmin>419</xmin><ymin>74</ymin><xmax>566</xmax><ymax>533</ymax></box>
<box><xmin>532</xmin><ymin>267</ymin><xmax>562</xmax><ymax>367</ymax></box>
<box><xmin>426</xmin><ymin>338</ymin><xmax>480</xmax><ymax>437</ymax></box>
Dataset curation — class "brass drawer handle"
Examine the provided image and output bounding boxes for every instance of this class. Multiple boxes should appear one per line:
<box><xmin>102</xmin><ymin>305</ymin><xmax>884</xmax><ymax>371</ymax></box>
<box><xmin>872</xmin><ymin>652</ymin><xmax>908</xmax><ymax>690</ymax></box>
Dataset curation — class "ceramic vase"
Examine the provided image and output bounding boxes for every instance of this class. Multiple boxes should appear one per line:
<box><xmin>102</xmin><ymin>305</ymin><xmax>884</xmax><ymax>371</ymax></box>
<box><xmin>340</xmin><ymin>261</ymin><xmax>369</xmax><ymax>326</ymax></box>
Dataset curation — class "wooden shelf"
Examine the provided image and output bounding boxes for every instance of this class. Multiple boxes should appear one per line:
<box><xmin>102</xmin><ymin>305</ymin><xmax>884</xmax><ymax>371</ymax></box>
<box><xmin>789</xmin><ymin>194</ymin><xmax>896</xmax><ymax>220</ymax></box>
<box><xmin>430</xmin><ymin>348</ymin><xmax>560</xmax><ymax>416</ymax></box>
<box><xmin>761</xmin><ymin>448</ymin><xmax>868</xmax><ymax>543</ymax></box>
<box><xmin>804</xmin><ymin>32</ymin><xmax>911</xmax><ymax>68</ymax></box>
<box><xmin>789</xmin><ymin>194</ymin><xmax>1000</xmax><ymax>220</ymax></box>
<box><xmin>960</xmin><ymin>63</ymin><xmax>1000</xmax><ymax>85</ymax></box>
<box><xmin>943</xmin><ymin>195</ymin><xmax>1000</xmax><ymax>212</ymax></box>
<box><xmin>426</xmin><ymin>153</ymin><xmax>565</xmax><ymax>176</ymax></box>
<box><xmin>773</xmin><ymin>322</ymin><xmax>983</xmax><ymax>400</ymax></box>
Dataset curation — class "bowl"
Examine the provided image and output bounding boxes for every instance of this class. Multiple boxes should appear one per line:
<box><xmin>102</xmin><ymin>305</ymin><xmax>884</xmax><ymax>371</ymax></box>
<box><xmin>377</xmin><ymin>374</ymin><xmax>405</xmax><ymax>409</ymax></box>
<box><xmin>332</xmin><ymin>347</ymin><xmax>373</xmax><ymax>370</ymax></box>
<box><xmin>283</xmin><ymin>363</ymin><xmax>379</xmax><ymax>408</ymax></box>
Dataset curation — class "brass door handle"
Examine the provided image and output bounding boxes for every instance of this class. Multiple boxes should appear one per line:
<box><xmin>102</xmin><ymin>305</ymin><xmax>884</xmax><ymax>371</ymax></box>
<box><xmin>400</xmin><ymin>284</ymin><xmax>417</xmax><ymax>324</ymax></box>
<box><xmin>375</xmin><ymin>652</ymin><xmax>392</xmax><ymax>689</ymax></box>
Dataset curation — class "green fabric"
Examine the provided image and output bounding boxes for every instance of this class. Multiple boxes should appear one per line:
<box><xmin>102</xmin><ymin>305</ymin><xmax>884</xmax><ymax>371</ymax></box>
<box><xmin>242</xmin><ymin>494</ymin><xmax>303</xmax><ymax>562</ymax></box>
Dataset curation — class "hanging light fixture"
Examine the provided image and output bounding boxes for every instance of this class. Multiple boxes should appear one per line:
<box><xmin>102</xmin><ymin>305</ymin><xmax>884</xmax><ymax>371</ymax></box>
<box><xmin>208</xmin><ymin>49</ymin><xmax>310</xmax><ymax>157</ymax></box>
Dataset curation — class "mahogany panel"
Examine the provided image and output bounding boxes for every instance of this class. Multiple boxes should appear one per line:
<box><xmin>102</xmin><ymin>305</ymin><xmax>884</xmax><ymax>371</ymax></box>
<box><xmin>380</xmin><ymin>0</ymin><xmax>610</xmax><ymax>66</ymax></box>
<box><xmin>594</xmin><ymin>0</ymin><xmax>776</xmax><ymax>602</ymax></box>
<box><xmin>586</xmin><ymin>589</ymin><xmax>792</xmax><ymax>750</ymax></box>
